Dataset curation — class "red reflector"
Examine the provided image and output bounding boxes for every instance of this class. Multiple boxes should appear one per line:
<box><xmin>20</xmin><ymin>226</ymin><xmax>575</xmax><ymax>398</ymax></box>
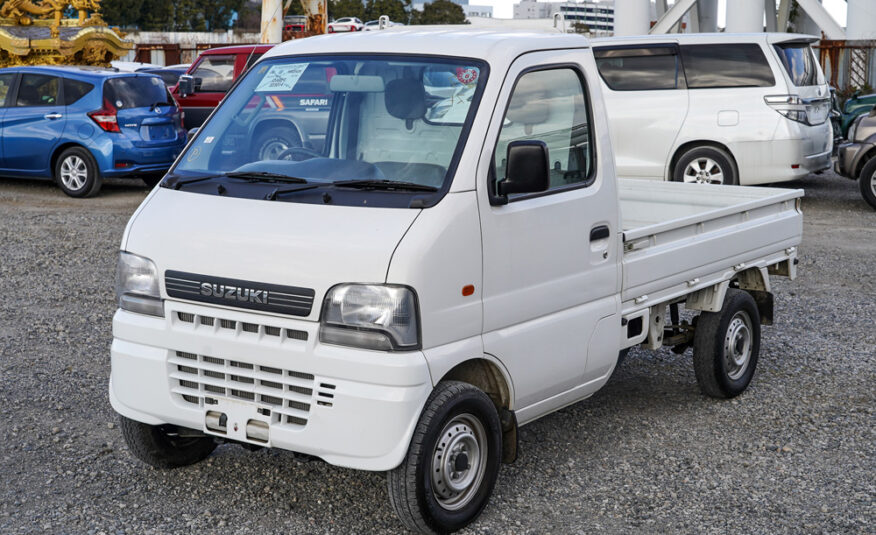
<box><xmin>462</xmin><ymin>284</ymin><xmax>475</xmax><ymax>297</ymax></box>
<box><xmin>791</xmin><ymin>164</ymin><xmax>800</xmax><ymax>169</ymax></box>
<box><xmin>115</xmin><ymin>162</ymin><xmax>131</xmax><ymax>168</ymax></box>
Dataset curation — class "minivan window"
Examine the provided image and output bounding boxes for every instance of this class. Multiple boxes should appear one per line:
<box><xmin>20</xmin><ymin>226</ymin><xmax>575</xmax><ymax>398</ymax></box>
<box><xmin>104</xmin><ymin>76</ymin><xmax>169</xmax><ymax>108</ymax></box>
<box><xmin>494</xmin><ymin>68</ymin><xmax>594</xmax><ymax>192</ymax></box>
<box><xmin>63</xmin><ymin>78</ymin><xmax>94</xmax><ymax>105</ymax></box>
<box><xmin>594</xmin><ymin>47</ymin><xmax>682</xmax><ymax>91</ymax></box>
<box><xmin>16</xmin><ymin>74</ymin><xmax>59</xmax><ymax>106</ymax></box>
<box><xmin>0</xmin><ymin>73</ymin><xmax>14</xmax><ymax>106</ymax></box>
<box><xmin>192</xmin><ymin>54</ymin><xmax>236</xmax><ymax>92</ymax></box>
<box><xmin>681</xmin><ymin>44</ymin><xmax>775</xmax><ymax>88</ymax></box>
<box><xmin>774</xmin><ymin>43</ymin><xmax>819</xmax><ymax>86</ymax></box>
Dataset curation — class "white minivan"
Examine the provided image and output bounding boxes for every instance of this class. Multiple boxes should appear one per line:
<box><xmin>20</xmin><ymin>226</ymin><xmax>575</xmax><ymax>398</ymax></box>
<box><xmin>592</xmin><ymin>33</ymin><xmax>832</xmax><ymax>185</ymax></box>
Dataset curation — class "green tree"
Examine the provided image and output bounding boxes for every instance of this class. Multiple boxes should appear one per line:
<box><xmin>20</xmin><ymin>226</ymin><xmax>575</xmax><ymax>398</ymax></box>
<box><xmin>140</xmin><ymin>0</ymin><xmax>173</xmax><ymax>30</ymax></box>
<box><xmin>365</xmin><ymin>0</ymin><xmax>409</xmax><ymax>23</ymax></box>
<box><xmin>202</xmin><ymin>0</ymin><xmax>246</xmax><ymax>30</ymax></box>
<box><xmin>100</xmin><ymin>0</ymin><xmax>145</xmax><ymax>28</ymax></box>
<box><xmin>412</xmin><ymin>0</ymin><xmax>466</xmax><ymax>25</ymax></box>
<box><xmin>329</xmin><ymin>0</ymin><xmax>366</xmax><ymax>21</ymax></box>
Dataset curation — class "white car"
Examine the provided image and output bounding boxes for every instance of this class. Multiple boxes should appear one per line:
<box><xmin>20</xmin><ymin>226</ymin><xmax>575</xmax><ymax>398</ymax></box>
<box><xmin>363</xmin><ymin>19</ymin><xmax>403</xmax><ymax>30</ymax></box>
<box><xmin>111</xmin><ymin>29</ymin><xmax>803</xmax><ymax>534</ymax></box>
<box><xmin>592</xmin><ymin>33</ymin><xmax>832</xmax><ymax>186</ymax></box>
<box><xmin>327</xmin><ymin>17</ymin><xmax>363</xmax><ymax>33</ymax></box>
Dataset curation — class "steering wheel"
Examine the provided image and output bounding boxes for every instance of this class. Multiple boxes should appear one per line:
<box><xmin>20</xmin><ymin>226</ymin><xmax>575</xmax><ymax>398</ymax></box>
<box><xmin>277</xmin><ymin>146</ymin><xmax>323</xmax><ymax>162</ymax></box>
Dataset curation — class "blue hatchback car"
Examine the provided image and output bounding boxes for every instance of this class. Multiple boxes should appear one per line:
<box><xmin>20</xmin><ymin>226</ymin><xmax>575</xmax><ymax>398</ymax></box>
<box><xmin>0</xmin><ymin>66</ymin><xmax>186</xmax><ymax>197</ymax></box>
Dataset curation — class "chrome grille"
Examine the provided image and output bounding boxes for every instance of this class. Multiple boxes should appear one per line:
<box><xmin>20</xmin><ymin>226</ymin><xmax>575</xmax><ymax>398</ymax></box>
<box><xmin>169</xmin><ymin>351</ymin><xmax>317</xmax><ymax>429</ymax></box>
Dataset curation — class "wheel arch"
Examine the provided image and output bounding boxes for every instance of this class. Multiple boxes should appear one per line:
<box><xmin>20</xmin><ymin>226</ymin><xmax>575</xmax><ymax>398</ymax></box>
<box><xmin>852</xmin><ymin>145</ymin><xmax>876</xmax><ymax>179</ymax></box>
<box><xmin>251</xmin><ymin>117</ymin><xmax>304</xmax><ymax>145</ymax></box>
<box><xmin>51</xmin><ymin>142</ymin><xmax>94</xmax><ymax>175</ymax></box>
<box><xmin>668</xmin><ymin>140</ymin><xmax>739</xmax><ymax>181</ymax></box>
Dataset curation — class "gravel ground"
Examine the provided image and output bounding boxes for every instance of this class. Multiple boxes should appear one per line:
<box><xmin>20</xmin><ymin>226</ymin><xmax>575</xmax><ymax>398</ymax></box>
<box><xmin>0</xmin><ymin>173</ymin><xmax>873</xmax><ymax>535</ymax></box>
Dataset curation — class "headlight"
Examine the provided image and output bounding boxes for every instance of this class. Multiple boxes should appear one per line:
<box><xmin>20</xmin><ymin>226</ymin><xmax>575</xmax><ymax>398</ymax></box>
<box><xmin>319</xmin><ymin>284</ymin><xmax>419</xmax><ymax>351</ymax></box>
<box><xmin>115</xmin><ymin>251</ymin><xmax>164</xmax><ymax>317</ymax></box>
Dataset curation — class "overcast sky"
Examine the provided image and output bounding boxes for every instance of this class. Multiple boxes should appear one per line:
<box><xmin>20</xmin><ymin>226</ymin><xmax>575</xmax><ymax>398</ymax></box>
<box><xmin>483</xmin><ymin>0</ymin><xmax>849</xmax><ymax>24</ymax></box>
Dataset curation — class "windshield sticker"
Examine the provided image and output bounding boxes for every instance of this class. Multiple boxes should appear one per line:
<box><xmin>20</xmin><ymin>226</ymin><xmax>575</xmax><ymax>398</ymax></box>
<box><xmin>255</xmin><ymin>63</ymin><xmax>309</xmax><ymax>92</ymax></box>
<box><xmin>456</xmin><ymin>67</ymin><xmax>479</xmax><ymax>86</ymax></box>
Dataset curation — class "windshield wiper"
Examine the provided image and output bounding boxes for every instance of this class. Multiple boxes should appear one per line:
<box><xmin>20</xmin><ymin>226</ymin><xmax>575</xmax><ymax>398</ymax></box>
<box><xmin>333</xmin><ymin>179</ymin><xmax>438</xmax><ymax>192</ymax></box>
<box><xmin>225</xmin><ymin>171</ymin><xmax>309</xmax><ymax>183</ymax></box>
<box><xmin>150</xmin><ymin>101</ymin><xmax>171</xmax><ymax>111</ymax></box>
<box><xmin>265</xmin><ymin>184</ymin><xmax>320</xmax><ymax>200</ymax></box>
<box><xmin>164</xmin><ymin>171</ymin><xmax>308</xmax><ymax>190</ymax></box>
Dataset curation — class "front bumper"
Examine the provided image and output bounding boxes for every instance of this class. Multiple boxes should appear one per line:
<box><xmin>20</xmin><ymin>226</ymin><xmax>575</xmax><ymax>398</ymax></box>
<box><xmin>835</xmin><ymin>141</ymin><xmax>874</xmax><ymax>179</ymax></box>
<box><xmin>109</xmin><ymin>301</ymin><xmax>433</xmax><ymax>471</ymax></box>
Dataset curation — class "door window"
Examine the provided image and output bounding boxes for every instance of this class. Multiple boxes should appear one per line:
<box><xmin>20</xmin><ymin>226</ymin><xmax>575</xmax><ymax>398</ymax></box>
<box><xmin>594</xmin><ymin>47</ymin><xmax>682</xmax><ymax>91</ymax></box>
<box><xmin>681</xmin><ymin>44</ymin><xmax>775</xmax><ymax>88</ymax></box>
<box><xmin>0</xmin><ymin>73</ymin><xmax>14</xmax><ymax>106</ymax></box>
<box><xmin>494</xmin><ymin>68</ymin><xmax>594</xmax><ymax>194</ymax></box>
<box><xmin>191</xmin><ymin>54</ymin><xmax>236</xmax><ymax>92</ymax></box>
<box><xmin>16</xmin><ymin>74</ymin><xmax>60</xmax><ymax>106</ymax></box>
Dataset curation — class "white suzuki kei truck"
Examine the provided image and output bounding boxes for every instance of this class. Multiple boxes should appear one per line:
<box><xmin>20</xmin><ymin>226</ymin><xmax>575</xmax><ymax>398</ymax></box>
<box><xmin>111</xmin><ymin>30</ymin><xmax>803</xmax><ymax>534</ymax></box>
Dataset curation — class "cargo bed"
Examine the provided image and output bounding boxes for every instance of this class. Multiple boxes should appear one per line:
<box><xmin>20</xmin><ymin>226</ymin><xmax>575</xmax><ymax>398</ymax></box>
<box><xmin>618</xmin><ymin>179</ymin><xmax>803</xmax><ymax>314</ymax></box>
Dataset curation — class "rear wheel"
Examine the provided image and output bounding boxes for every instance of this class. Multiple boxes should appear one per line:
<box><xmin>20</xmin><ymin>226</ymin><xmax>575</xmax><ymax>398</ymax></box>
<box><xmin>119</xmin><ymin>415</ymin><xmax>216</xmax><ymax>469</ymax></box>
<box><xmin>858</xmin><ymin>158</ymin><xmax>876</xmax><ymax>210</ymax></box>
<box><xmin>388</xmin><ymin>381</ymin><xmax>502</xmax><ymax>534</ymax></box>
<box><xmin>693</xmin><ymin>289</ymin><xmax>760</xmax><ymax>398</ymax></box>
<box><xmin>54</xmin><ymin>147</ymin><xmax>102</xmax><ymax>197</ymax></box>
<box><xmin>673</xmin><ymin>146</ymin><xmax>738</xmax><ymax>185</ymax></box>
<box><xmin>253</xmin><ymin>126</ymin><xmax>301</xmax><ymax>161</ymax></box>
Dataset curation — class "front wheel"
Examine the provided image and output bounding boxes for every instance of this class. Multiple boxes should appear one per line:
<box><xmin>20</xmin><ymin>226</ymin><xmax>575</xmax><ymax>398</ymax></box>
<box><xmin>673</xmin><ymin>146</ymin><xmax>738</xmax><ymax>185</ymax></box>
<box><xmin>388</xmin><ymin>381</ymin><xmax>502</xmax><ymax>534</ymax></box>
<box><xmin>692</xmin><ymin>288</ymin><xmax>761</xmax><ymax>398</ymax></box>
<box><xmin>119</xmin><ymin>416</ymin><xmax>217</xmax><ymax>469</ymax></box>
<box><xmin>858</xmin><ymin>158</ymin><xmax>876</xmax><ymax>210</ymax></box>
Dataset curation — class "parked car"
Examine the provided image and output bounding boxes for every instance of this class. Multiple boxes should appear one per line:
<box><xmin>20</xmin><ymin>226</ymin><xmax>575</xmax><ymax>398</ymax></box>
<box><xmin>138</xmin><ymin>65</ymin><xmax>189</xmax><ymax>88</ymax></box>
<box><xmin>174</xmin><ymin>43</ymin><xmax>332</xmax><ymax>158</ymax></box>
<box><xmin>0</xmin><ymin>66</ymin><xmax>185</xmax><ymax>197</ymax></box>
<box><xmin>363</xmin><ymin>19</ymin><xmax>403</xmax><ymax>30</ymax></box>
<box><xmin>327</xmin><ymin>17</ymin><xmax>363</xmax><ymax>32</ymax></box>
<box><xmin>835</xmin><ymin>108</ymin><xmax>876</xmax><ymax>209</ymax></box>
<box><xmin>172</xmin><ymin>44</ymin><xmax>273</xmax><ymax>129</ymax></box>
<box><xmin>284</xmin><ymin>14</ymin><xmax>306</xmax><ymax>32</ymax></box>
<box><xmin>592</xmin><ymin>33</ymin><xmax>832</xmax><ymax>185</ymax></box>
<box><xmin>110</xmin><ymin>30</ymin><xmax>804</xmax><ymax>534</ymax></box>
<box><xmin>110</xmin><ymin>60</ymin><xmax>161</xmax><ymax>72</ymax></box>
<box><xmin>838</xmin><ymin>90</ymin><xmax>876</xmax><ymax>139</ymax></box>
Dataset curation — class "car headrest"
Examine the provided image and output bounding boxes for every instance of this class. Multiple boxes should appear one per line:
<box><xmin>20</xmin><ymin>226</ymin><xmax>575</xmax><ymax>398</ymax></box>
<box><xmin>385</xmin><ymin>78</ymin><xmax>426</xmax><ymax>121</ymax></box>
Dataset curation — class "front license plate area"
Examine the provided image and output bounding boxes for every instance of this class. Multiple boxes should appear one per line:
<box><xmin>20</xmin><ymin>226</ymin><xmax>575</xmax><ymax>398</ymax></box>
<box><xmin>204</xmin><ymin>397</ymin><xmax>272</xmax><ymax>445</ymax></box>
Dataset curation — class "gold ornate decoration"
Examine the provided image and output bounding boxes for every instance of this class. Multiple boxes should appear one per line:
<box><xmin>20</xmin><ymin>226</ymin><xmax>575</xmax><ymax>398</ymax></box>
<box><xmin>0</xmin><ymin>0</ymin><xmax>132</xmax><ymax>66</ymax></box>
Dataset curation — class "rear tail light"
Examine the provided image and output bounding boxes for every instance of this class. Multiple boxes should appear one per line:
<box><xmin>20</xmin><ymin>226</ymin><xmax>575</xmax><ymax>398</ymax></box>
<box><xmin>88</xmin><ymin>98</ymin><xmax>120</xmax><ymax>133</ymax></box>
<box><xmin>765</xmin><ymin>95</ymin><xmax>830</xmax><ymax>126</ymax></box>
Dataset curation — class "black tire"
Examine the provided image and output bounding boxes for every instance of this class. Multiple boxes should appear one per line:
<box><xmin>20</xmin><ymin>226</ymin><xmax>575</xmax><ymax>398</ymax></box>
<box><xmin>388</xmin><ymin>381</ymin><xmax>502</xmax><ymax>534</ymax></box>
<box><xmin>858</xmin><ymin>158</ymin><xmax>876</xmax><ymax>210</ymax></box>
<box><xmin>673</xmin><ymin>146</ymin><xmax>738</xmax><ymax>185</ymax></box>
<box><xmin>141</xmin><ymin>175</ymin><xmax>163</xmax><ymax>189</ymax></box>
<box><xmin>119</xmin><ymin>415</ymin><xmax>216</xmax><ymax>469</ymax></box>
<box><xmin>54</xmin><ymin>146</ymin><xmax>102</xmax><ymax>197</ymax></box>
<box><xmin>253</xmin><ymin>126</ymin><xmax>301</xmax><ymax>161</ymax></box>
<box><xmin>692</xmin><ymin>288</ymin><xmax>761</xmax><ymax>399</ymax></box>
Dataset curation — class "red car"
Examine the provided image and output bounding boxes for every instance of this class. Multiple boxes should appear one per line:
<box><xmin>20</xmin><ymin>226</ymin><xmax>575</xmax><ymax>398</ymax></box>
<box><xmin>174</xmin><ymin>44</ymin><xmax>274</xmax><ymax>130</ymax></box>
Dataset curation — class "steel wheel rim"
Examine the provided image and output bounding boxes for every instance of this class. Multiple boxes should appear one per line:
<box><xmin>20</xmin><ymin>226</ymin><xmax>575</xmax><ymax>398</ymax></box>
<box><xmin>870</xmin><ymin>171</ymin><xmax>876</xmax><ymax>197</ymax></box>
<box><xmin>724</xmin><ymin>311</ymin><xmax>753</xmax><ymax>380</ymax></box>
<box><xmin>683</xmin><ymin>157</ymin><xmax>724</xmax><ymax>184</ymax></box>
<box><xmin>260</xmin><ymin>139</ymin><xmax>291</xmax><ymax>160</ymax></box>
<box><xmin>430</xmin><ymin>413</ymin><xmax>488</xmax><ymax>511</ymax></box>
<box><xmin>60</xmin><ymin>155</ymin><xmax>88</xmax><ymax>191</ymax></box>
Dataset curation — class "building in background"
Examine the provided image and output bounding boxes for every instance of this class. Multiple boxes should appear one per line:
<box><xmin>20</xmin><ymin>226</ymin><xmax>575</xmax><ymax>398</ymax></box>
<box><xmin>513</xmin><ymin>0</ymin><xmax>615</xmax><ymax>34</ymax></box>
<box><xmin>412</xmin><ymin>0</ymin><xmax>493</xmax><ymax>19</ymax></box>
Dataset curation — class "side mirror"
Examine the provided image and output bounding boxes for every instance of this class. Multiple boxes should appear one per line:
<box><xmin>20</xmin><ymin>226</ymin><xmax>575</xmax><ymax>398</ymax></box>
<box><xmin>497</xmin><ymin>140</ymin><xmax>550</xmax><ymax>198</ymax></box>
<box><xmin>178</xmin><ymin>75</ymin><xmax>195</xmax><ymax>98</ymax></box>
<box><xmin>186</xmin><ymin>127</ymin><xmax>199</xmax><ymax>142</ymax></box>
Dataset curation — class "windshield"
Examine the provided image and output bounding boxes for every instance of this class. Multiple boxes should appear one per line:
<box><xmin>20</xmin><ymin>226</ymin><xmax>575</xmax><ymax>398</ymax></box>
<box><xmin>171</xmin><ymin>55</ymin><xmax>487</xmax><ymax>207</ymax></box>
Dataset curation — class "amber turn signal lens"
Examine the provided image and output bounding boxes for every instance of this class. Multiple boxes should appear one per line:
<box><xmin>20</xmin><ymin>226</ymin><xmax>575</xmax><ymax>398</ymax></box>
<box><xmin>462</xmin><ymin>284</ymin><xmax>475</xmax><ymax>296</ymax></box>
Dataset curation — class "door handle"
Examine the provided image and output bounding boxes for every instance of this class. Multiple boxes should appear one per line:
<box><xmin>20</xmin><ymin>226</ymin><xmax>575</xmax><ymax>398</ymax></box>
<box><xmin>590</xmin><ymin>225</ymin><xmax>610</xmax><ymax>242</ymax></box>
<box><xmin>44</xmin><ymin>113</ymin><xmax>63</xmax><ymax>120</ymax></box>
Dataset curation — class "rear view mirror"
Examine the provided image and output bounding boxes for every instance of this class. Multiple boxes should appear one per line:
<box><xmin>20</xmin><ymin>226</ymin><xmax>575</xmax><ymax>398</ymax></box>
<box><xmin>497</xmin><ymin>140</ymin><xmax>550</xmax><ymax>198</ymax></box>
<box><xmin>178</xmin><ymin>75</ymin><xmax>195</xmax><ymax>97</ymax></box>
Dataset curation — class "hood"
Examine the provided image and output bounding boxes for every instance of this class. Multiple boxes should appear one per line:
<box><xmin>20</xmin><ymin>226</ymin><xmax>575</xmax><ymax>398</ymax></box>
<box><xmin>124</xmin><ymin>188</ymin><xmax>420</xmax><ymax>321</ymax></box>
